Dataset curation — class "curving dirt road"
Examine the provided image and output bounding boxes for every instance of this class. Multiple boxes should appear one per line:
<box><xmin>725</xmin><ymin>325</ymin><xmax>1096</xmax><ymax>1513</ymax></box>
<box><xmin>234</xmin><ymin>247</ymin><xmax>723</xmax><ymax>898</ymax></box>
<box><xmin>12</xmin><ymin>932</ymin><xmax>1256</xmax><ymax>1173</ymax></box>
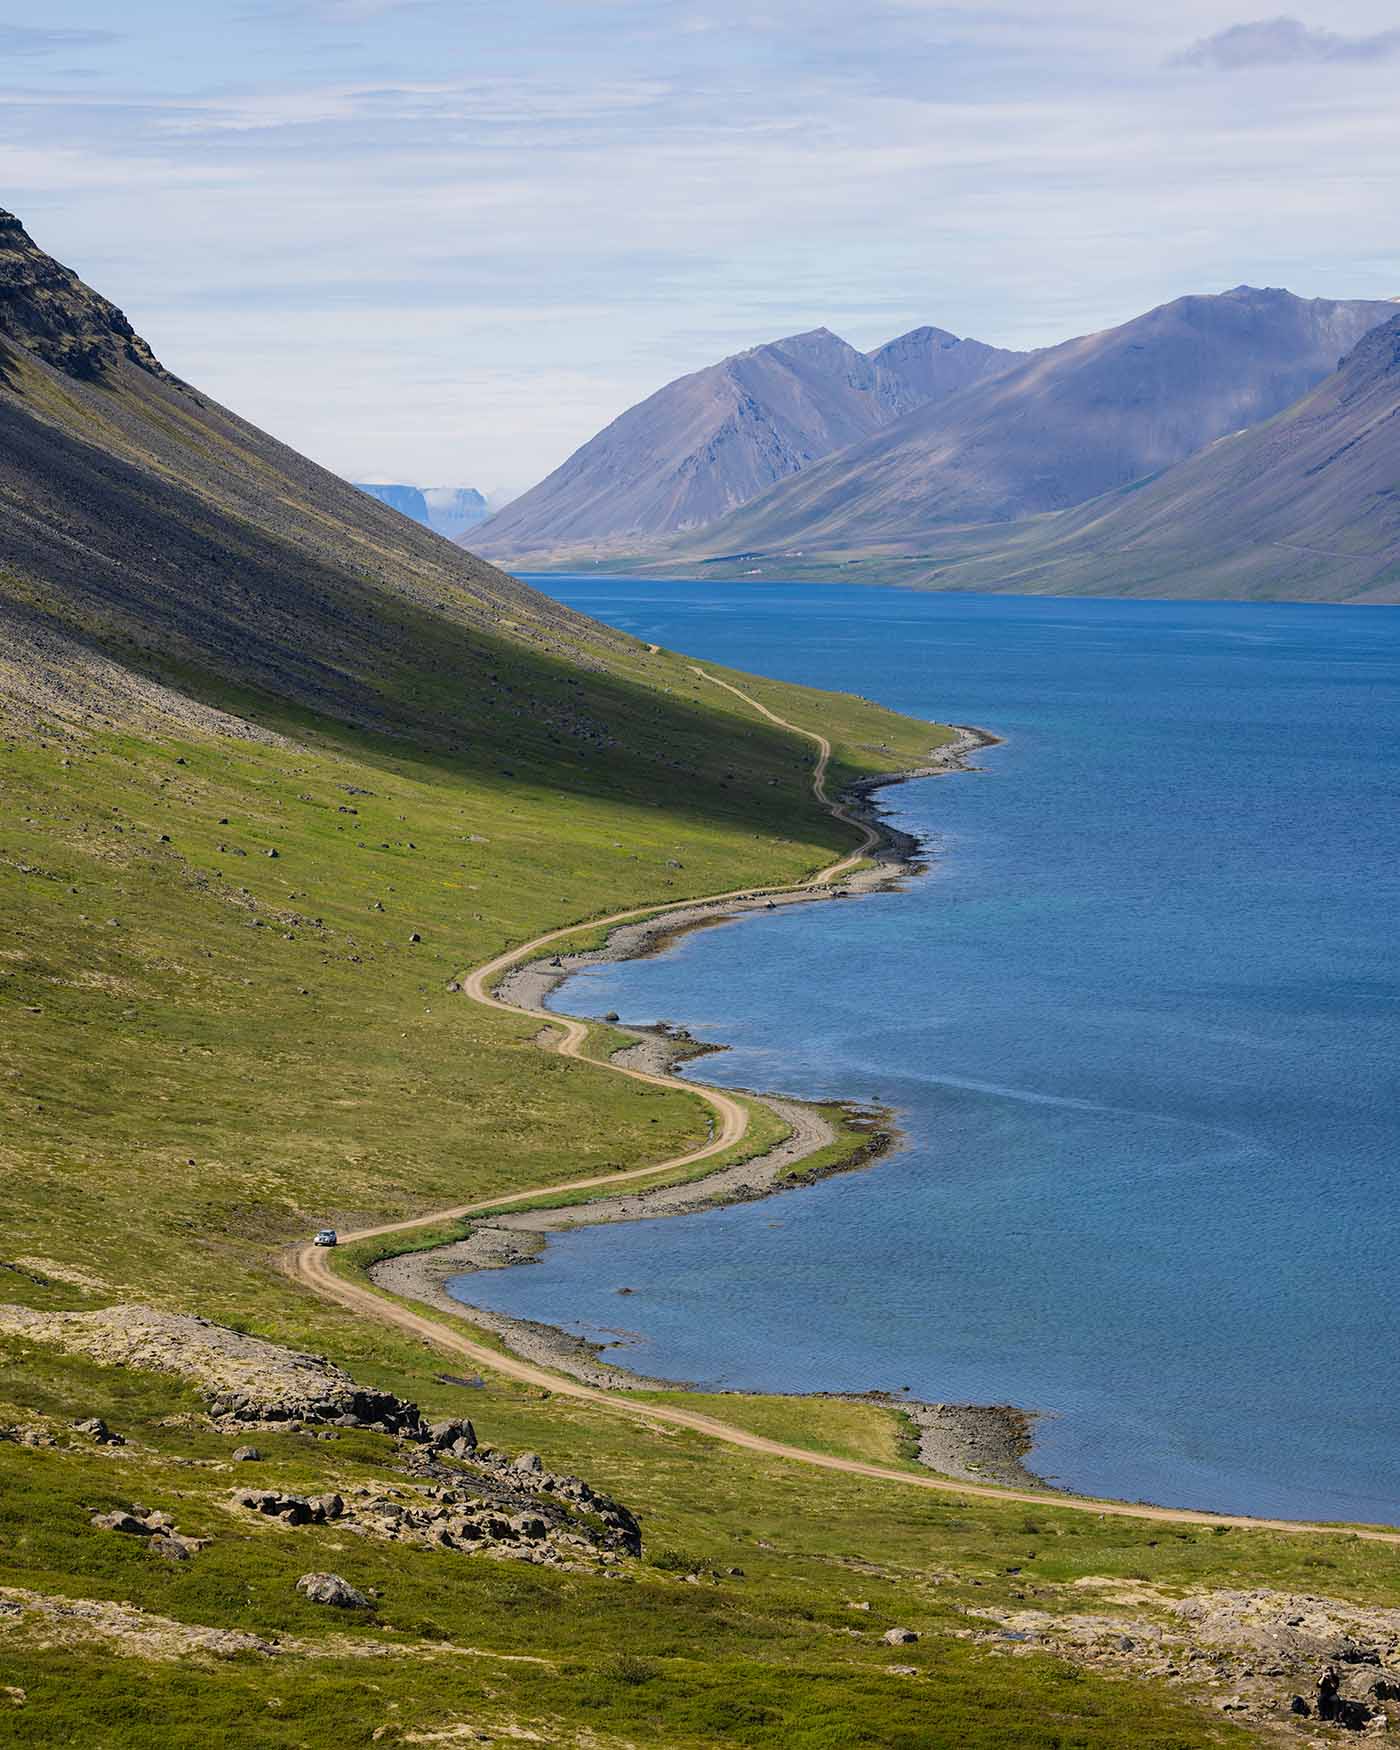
<box><xmin>287</xmin><ymin>670</ymin><xmax>1400</xmax><ymax>1546</ymax></box>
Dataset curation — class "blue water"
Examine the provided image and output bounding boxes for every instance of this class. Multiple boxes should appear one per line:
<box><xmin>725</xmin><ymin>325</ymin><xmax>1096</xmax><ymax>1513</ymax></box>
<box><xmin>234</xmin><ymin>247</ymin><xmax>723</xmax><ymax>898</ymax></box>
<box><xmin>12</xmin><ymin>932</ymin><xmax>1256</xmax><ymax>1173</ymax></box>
<box><xmin>455</xmin><ymin>583</ymin><xmax>1400</xmax><ymax>1524</ymax></box>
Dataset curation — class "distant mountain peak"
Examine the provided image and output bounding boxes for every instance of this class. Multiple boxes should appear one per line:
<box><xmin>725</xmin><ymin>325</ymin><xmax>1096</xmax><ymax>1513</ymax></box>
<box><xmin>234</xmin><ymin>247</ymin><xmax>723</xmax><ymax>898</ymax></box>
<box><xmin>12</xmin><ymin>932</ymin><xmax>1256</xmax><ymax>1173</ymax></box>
<box><xmin>474</xmin><ymin>319</ymin><xmax>1022</xmax><ymax>559</ymax></box>
<box><xmin>873</xmin><ymin>324</ymin><xmax>964</xmax><ymax>353</ymax></box>
<box><xmin>0</xmin><ymin>208</ymin><xmax>167</xmax><ymax>383</ymax></box>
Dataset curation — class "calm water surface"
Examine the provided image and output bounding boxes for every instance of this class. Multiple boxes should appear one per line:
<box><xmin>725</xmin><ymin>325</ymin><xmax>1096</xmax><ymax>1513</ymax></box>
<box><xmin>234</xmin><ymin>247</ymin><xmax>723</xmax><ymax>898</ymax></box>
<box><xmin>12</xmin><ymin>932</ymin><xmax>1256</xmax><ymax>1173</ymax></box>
<box><xmin>453</xmin><ymin>583</ymin><xmax>1400</xmax><ymax>1523</ymax></box>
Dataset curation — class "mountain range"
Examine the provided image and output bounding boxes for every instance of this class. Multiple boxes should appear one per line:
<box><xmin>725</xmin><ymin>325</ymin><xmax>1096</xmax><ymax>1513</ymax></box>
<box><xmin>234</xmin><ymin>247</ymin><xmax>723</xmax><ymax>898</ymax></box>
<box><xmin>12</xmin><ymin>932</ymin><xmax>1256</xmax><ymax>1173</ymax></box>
<box><xmin>472</xmin><ymin>324</ymin><xmax>1020</xmax><ymax>558</ymax></box>
<box><xmin>886</xmin><ymin>307</ymin><xmax>1400</xmax><ymax>603</ymax></box>
<box><xmin>475</xmin><ymin>288</ymin><xmax>1400</xmax><ymax>602</ymax></box>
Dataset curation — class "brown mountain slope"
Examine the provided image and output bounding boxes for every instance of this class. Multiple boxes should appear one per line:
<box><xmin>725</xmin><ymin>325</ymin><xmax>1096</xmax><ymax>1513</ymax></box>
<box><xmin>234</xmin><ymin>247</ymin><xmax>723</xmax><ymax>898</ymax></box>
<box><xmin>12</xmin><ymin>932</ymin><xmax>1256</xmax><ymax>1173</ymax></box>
<box><xmin>471</xmin><ymin>324</ymin><xmax>1019</xmax><ymax>561</ymax></box>
<box><xmin>664</xmin><ymin>286</ymin><xmax>1399</xmax><ymax>558</ymax></box>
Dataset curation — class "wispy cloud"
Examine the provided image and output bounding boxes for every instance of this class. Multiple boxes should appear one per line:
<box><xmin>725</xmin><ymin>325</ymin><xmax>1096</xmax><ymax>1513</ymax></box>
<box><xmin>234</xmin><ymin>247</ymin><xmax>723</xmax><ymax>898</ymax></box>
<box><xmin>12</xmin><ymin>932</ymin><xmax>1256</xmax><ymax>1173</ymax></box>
<box><xmin>7</xmin><ymin>1</ymin><xmax>1400</xmax><ymax>489</ymax></box>
<box><xmin>0</xmin><ymin>25</ymin><xmax>122</xmax><ymax>57</ymax></box>
<box><xmin>238</xmin><ymin>0</ymin><xmax>444</xmax><ymax>21</ymax></box>
<box><xmin>1174</xmin><ymin>16</ymin><xmax>1400</xmax><ymax>70</ymax></box>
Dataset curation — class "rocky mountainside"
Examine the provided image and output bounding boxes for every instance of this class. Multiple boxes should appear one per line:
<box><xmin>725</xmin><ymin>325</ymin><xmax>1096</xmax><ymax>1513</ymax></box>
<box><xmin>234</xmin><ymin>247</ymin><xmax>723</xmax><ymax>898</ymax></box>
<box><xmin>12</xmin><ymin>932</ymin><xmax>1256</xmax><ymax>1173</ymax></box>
<box><xmin>355</xmin><ymin>483</ymin><xmax>489</xmax><ymax>541</ymax></box>
<box><xmin>0</xmin><ymin>209</ymin><xmax>166</xmax><ymax>380</ymax></box>
<box><xmin>656</xmin><ymin>286</ymin><xmax>1400</xmax><ymax>558</ymax></box>
<box><xmin>471</xmin><ymin>324</ymin><xmax>1020</xmax><ymax>560</ymax></box>
<box><xmin>900</xmin><ymin>311</ymin><xmax>1400</xmax><ymax>602</ymax></box>
<box><xmin>0</xmin><ymin>209</ymin><xmax>634</xmax><ymax>744</ymax></box>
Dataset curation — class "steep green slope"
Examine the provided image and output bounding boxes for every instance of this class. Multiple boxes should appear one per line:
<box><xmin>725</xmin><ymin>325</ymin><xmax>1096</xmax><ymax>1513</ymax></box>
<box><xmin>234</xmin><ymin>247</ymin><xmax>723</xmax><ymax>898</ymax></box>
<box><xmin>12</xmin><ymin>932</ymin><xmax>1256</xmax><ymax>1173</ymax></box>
<box><xmin>3</xmin><ymin>212</ymin><xmax>1398</xmax><ymax>1747</ymax></box>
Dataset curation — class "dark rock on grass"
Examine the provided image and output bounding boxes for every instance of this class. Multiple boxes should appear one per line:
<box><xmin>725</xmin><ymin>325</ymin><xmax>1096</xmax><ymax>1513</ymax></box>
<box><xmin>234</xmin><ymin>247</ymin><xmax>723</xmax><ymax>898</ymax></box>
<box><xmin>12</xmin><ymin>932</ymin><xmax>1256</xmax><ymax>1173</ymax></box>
<box><xmin>231</xmin><ymin>1489</ymin><xmax>345</xmax><ymax>1525</ymax></box>
<box><xmin>73</xmin><ymin>1416</ymin><xmax>124</xmax><ymax>1445</ymax></box>
<box><xmin>296</xmin><ymin>1572</ymin><xmax>371</xmax><ymax>1610</ymax></box>
<box><xmin>232</xmin><ymin>1445</ymin><xmax>262</xmax><ymax>1462</ymax></box>
<box><xmin>427</xmin><ymin>1418</ymin><xmax>477</xmax><ymax>1452</ymax></box>
<box><xmin>92</xmin><ymin>1510</ymin><xmax>152</xmax><ymax>1536</ymax></box>
<box><xmin>91</xmin><ymin>1506</ymin><xmax>209</xmax><ymax>1557</ymax></box>
<box><xmin>882</xmin><ymin>1627</ymin><xmax>920</xmax><ymax>1646</ymax></box>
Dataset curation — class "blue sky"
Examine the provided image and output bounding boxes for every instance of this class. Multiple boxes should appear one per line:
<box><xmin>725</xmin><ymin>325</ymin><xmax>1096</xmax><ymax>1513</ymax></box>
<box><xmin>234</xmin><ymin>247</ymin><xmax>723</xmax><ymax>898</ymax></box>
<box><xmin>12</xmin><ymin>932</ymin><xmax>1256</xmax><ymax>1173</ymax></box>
<box><xmin>4</xmin><ymin>2</ymin><xmax>1400</xmax><ymax>494</ymax></box>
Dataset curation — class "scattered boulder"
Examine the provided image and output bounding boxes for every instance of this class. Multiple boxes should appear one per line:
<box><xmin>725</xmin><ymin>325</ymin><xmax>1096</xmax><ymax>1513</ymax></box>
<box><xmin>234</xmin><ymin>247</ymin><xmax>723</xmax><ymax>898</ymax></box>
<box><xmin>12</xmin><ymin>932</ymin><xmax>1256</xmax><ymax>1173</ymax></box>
<box><xmin>882</xmin><ymin>1627</ymin><xmax>920</xmax><ymax>1646</ymax></box>
<box><xmin>92</xmin><ymin>1511</ymin><xmax>151</xmax><ymax>1536</ymax></box>
<box><xmin>1</xmin><ymin>1425</ymin><xmax>57</xmax><ymax>1449</ymax></box>
<box><xmin>231</xmin><ymin>1446</ymin><xmax>262</xmax><ymax>1463</ymax></box>
<box><xmin>73</xmin><ymin>1417</ymin><xmax>124</xmax><ymax>1446</ymax></box>
<box><xmin>513</xmin><ymin>1451</ymin><xmax>543</xmax><ymax>1474</ymax></box>
<box><xmin>231</xmin><ymin>1489</ymin><xmax>345</xmax><ymax>1525</ymax></box>
<box><xmin>91</xmin><ymin>1505</ymin><xmax>208</xmax><ymax>1556</ymax></box>
<box><xmin>295</xmin><ymin>1573</ymin><xmax>370</xmax><ymax>1610</ymax></box>
<box><xmin>427</xmin><ymin>1419</ymin><xmax>476</xmax><ymax>1453</ymax></box>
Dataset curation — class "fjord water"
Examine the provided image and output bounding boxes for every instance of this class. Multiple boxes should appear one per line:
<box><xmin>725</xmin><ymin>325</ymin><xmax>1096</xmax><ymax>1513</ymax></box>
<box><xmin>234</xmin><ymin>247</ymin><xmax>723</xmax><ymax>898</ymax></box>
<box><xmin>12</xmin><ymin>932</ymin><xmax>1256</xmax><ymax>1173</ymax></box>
<box><xmin>460</xmin><ymin>583</ymin><xmax>1400</xmax><ymax>1523</ymax></box>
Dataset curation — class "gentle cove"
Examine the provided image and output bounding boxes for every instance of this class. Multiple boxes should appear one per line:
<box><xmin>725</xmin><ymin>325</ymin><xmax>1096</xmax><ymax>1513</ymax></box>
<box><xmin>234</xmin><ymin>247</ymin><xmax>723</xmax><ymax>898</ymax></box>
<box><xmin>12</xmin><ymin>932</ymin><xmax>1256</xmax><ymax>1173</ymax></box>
<box><xmin>454</xmin><ymin>583</ymin><xmax>1400</xmax><ymax>1524</ymax></box>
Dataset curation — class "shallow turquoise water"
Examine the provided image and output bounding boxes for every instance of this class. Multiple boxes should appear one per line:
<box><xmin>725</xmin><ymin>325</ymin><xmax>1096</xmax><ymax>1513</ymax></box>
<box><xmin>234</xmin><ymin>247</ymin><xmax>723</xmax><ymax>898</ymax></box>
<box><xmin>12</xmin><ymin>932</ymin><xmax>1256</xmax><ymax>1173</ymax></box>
<box><xmin>454</xmin><ymin>583</ymin><xmax>1400</xmax><ymax>1523</ymax></box>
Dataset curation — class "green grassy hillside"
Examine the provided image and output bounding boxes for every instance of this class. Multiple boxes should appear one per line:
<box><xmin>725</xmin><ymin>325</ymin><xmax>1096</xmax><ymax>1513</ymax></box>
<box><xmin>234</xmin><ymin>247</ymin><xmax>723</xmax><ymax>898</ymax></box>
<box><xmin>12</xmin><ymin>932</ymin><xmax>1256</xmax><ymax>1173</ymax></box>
<box><xmin>3</xmin><ymin>211</ymin><xmax>1399</xmax><ymax>1747</ymax></box>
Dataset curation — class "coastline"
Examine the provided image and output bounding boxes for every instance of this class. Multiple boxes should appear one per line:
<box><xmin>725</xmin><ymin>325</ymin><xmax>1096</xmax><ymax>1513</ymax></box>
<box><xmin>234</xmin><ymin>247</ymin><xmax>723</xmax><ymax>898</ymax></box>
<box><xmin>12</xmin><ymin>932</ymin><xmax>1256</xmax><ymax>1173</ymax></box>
<box><xmin>493</xmin><ymin>725</ymin><xmax>997</xmax><ymax>1013</ymax></box>
<box><xmin>371</xmin><ymin>722</ymin><xmax>1045</xmax><ymax>1491</ymax></box>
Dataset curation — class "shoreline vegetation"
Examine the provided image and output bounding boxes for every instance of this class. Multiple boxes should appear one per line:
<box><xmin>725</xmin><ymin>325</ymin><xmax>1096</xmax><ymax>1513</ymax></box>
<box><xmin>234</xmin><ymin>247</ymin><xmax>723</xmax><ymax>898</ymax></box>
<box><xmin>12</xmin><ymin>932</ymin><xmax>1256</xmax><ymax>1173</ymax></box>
<box><xmin>368</xmin><ymin>723</ymin><xmax>1048</xmax><ymax>1491</ymax></box>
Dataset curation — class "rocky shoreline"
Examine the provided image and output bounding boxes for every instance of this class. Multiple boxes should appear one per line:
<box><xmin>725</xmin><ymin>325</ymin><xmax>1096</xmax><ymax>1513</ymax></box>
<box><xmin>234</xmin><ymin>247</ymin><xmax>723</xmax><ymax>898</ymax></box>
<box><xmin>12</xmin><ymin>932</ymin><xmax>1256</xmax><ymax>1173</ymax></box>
<box><xmin>374</xmin><ymin>726</ymin><xmax>1044</xmax><ymax>1489</ymax></box>
<box><xmin>494</xmin><ymin>726</ymin><xmax>995</xmax><ymax>1013</ymax></box>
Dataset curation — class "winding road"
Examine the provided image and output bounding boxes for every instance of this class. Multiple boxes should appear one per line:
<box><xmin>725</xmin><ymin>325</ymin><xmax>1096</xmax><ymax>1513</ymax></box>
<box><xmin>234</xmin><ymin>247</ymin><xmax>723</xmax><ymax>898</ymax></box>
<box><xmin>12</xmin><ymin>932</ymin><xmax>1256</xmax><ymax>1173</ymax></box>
<box><xmin>287</xmin><ymin>670</ymin><xmax>1400</xmax><ymax>1546</ymax></box>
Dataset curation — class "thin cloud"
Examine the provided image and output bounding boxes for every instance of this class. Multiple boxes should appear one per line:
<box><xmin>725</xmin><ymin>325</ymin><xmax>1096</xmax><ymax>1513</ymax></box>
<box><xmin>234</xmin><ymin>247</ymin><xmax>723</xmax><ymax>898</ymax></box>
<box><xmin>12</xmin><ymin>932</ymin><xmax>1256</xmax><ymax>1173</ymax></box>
<box><xmin>1174</xmin><ymin>16</ymin><xmax>1400</xmax><ymax>70</ymax></box>
<box><xmin>237</xmin><ymin>0</ymin><xmax>444</xmax><ymax>20</ymax></box>
<box><xmin>0</xmin><ymin>25</ymin><xmax>122</xmax><ymax>57</ymax></box>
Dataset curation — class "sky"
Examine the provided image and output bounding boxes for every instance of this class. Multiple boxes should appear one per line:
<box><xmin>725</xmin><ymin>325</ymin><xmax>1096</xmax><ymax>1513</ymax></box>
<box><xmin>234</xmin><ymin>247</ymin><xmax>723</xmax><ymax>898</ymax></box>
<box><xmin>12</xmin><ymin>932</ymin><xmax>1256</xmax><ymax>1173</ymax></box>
<box><xmin>4</xmin><ymin>3</ymin><xmax>1400</xmax><ymax>496</ymax></box>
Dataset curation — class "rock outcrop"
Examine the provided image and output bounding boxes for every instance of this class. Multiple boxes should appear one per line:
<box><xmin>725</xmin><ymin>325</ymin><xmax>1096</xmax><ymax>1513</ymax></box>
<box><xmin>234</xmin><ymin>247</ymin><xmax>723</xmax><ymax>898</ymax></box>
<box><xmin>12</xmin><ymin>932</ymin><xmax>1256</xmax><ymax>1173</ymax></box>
<box><xmin>0</xmin><ymin>1304</ymin><xmax>428</xmax><ymax>1433</ymax></box>
<box><xmin>228</xmin><ymin>1426</ymin><xmax>642</xmax><ymax>1568</ymax></box>
<box><xmin>968</xmin><ymin>1580</ymin><xmax>1400</xmax><ymax>1735</ymax></box>
<box><xmin>0</xmin><ymin>209</ymin><xmax>166</xmax><ymax>381</ymax></box>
